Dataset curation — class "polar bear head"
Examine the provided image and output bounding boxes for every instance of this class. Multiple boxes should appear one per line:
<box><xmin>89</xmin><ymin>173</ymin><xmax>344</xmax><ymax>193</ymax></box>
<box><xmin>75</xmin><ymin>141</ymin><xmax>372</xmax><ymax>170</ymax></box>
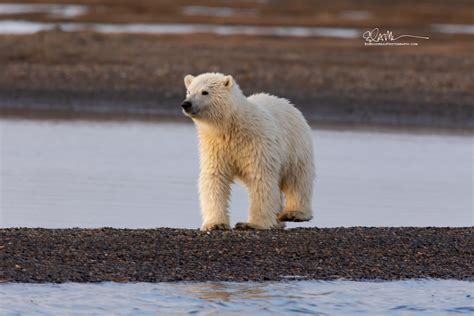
<box><xmin>181</xmin><ymin>72</ymin><xmax>237</xmax><ymax>122</ymax></box>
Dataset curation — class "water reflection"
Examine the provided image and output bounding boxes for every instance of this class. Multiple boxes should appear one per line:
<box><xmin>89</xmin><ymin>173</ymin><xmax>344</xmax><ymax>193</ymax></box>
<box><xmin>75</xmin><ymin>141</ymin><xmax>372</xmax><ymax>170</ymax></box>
<box><xmin>188</xmin><ymin>282</ymin><xmax>269</xmax><ymax>301</ymax></box>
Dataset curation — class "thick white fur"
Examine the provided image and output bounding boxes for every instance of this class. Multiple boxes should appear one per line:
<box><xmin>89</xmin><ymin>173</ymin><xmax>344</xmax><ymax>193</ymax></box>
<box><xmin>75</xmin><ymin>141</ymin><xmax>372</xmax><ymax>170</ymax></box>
<box><xmin>183</xmin><ymin>72</ymin><xmax>314</xmax><ymax>230</ymax></box>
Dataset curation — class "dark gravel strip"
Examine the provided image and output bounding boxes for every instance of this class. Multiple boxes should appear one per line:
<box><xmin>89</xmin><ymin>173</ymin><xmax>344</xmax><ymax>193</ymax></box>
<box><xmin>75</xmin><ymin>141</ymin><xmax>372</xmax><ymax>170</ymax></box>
<box><xmin>0</xmin><ymin>227</ymin><xmax>472</xmax><ymax>283</ymax></box>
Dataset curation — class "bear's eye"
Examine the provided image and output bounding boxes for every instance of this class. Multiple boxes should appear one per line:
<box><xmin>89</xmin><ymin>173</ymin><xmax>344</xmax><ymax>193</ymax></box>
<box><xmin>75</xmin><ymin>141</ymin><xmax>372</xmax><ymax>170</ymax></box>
<box><xmin>202</xmin><ymin>91</ymin><xmax>209</xmax><ymax>95</ymax></box>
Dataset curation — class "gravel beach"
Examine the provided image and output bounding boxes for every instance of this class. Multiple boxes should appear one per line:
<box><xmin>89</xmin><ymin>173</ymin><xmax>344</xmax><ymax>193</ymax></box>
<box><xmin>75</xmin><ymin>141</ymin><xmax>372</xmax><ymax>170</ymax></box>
<box><xmin>0</xmin><ymin>227</ymin><xmax>472</xmax><ymax>283</ymax></box>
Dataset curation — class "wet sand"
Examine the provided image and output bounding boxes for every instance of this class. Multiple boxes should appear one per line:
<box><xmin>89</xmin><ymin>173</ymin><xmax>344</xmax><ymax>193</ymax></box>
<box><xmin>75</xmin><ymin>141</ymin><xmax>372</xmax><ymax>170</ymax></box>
<box><xmin>0</xmin><ymin>227</ymin><xmax>472</xmax><ymax>283</ymax></box>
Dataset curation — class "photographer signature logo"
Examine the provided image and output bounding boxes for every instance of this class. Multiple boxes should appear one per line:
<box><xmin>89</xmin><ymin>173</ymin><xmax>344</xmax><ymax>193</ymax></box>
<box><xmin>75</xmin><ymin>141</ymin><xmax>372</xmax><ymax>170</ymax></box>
<box><xmin>363</xmin><ymin>28</ymin><xmax>429</xmax><ymax>46</ymax></box>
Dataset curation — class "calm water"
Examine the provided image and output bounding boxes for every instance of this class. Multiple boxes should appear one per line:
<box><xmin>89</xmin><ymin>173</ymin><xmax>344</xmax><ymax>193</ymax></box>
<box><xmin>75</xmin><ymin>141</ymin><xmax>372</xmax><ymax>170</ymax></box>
<box><xmin>0</xmin><ymin>280</ymin><xmax>472</xmax><ymax>315</ymax></box>
<box><xmin>0</xmin><ymin>118</ymin><xmax>472</xmax><ymax>229</ymax></box>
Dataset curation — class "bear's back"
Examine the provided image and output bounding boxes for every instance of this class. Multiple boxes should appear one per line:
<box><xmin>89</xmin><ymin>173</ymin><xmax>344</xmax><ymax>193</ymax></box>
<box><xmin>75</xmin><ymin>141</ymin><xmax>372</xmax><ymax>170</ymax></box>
<box><xmin>247</xmin><ymin>93</ymin><xmax>308</xmax><ymax>130</ymax></box>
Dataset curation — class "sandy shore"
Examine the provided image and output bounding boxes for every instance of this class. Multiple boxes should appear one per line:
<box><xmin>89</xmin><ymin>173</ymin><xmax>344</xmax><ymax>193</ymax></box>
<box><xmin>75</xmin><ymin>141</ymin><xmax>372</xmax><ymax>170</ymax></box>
<box><xmin>1</xmin><ymin>227</ymin><xmax>472</xmax><ymax>283</ymax></box>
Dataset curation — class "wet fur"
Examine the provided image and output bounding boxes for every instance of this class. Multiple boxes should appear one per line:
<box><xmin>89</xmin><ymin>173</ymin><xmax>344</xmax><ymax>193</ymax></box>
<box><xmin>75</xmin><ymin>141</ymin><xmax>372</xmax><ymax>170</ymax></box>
<box><xmin>183</xmin><ymin>73</ymin><xmax>315</xmax><ymax>230</ymax></box>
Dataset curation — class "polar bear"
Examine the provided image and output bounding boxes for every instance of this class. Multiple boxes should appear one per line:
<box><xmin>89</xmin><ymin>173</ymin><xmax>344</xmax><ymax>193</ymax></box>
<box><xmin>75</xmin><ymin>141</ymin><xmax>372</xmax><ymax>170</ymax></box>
<box><xmin>181</xmin><ymin>73</ymin><xmax>314</xmax><ymax>230</ymax></box>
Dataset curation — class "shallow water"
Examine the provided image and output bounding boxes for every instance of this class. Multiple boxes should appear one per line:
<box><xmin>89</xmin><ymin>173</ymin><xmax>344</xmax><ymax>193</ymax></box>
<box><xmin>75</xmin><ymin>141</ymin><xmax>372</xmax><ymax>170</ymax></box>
<box><xmin>0</xmin><ymin>280</ymin><xmax>472</xmax><ymax>315</ymax></box>
<box><xmin>182</xmin><ymin>6</ymin><xmax>258</xmax><ymax>17</ymax></box>
<box><xmin>0</xmin><ymin>119</ymin><xmax>472</xmax><ymax>229</ymax></box>
<box><xmin>0</xmin><ymin>20</ymin><xmax>361</xmax><ymax>37</ymax></box>
<box><xmin>431</xmin><ymin>24</ymin><xmax>474</xmax><ymax>35</ymax></box>
<box><xmin>1</xmin><ymin>20</ymin><xmax>473</xmax><ymax>37</ymax></box>
<box><xmin>0</xmin><ymin>3</ymin><xmax>88</xmax><ymax>18</ymax></box>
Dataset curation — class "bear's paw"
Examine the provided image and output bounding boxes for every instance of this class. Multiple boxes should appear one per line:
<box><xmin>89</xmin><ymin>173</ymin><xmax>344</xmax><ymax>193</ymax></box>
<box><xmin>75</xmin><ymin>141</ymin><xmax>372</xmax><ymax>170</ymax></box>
<box><xmin>201</xmin><ymin>223</ymin><xmax>231</xmax><ymax>231</ymax></box>
<box><xmin>234</xmin><ymin>221</ymin><xmax>285</xmax><ymax>230</ymax></box>
<box><xmin>278</xmin><ymin>211</ymin><xmax>312</xmax><ymax>222</ymax></box>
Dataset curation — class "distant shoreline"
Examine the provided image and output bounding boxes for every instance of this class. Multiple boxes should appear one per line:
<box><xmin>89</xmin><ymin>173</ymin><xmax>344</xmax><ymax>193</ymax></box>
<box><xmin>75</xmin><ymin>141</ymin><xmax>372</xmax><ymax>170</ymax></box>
<box><xmin>1</xmin><ymin>93</ymin><xmax>472</xmax><ymax>130</ymax></box>
<box><xmin>1</xmin><ymin>227</ymin><xmax>472</xmax><ymax>283</ymax></box>
<box><xmin>0</xmin><ymin>31</ymin><xmax>472</xmax><ymax>130</ymax></box>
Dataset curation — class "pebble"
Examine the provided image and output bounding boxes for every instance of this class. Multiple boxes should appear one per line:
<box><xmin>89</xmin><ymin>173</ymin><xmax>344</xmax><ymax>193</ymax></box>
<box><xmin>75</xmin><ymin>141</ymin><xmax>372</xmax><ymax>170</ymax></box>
<box><xmin>0</xmin><ymin>227</ymin><xmax>472</xmax><ymax>283</ymax></box>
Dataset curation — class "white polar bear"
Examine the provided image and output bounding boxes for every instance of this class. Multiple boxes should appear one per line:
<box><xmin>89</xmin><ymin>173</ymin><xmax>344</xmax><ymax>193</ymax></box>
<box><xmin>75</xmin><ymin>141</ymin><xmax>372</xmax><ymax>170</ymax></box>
<box><xmin>181</xmin><ymin>72</ymin><xmax>315</xmax><ymax>230</ymax></box>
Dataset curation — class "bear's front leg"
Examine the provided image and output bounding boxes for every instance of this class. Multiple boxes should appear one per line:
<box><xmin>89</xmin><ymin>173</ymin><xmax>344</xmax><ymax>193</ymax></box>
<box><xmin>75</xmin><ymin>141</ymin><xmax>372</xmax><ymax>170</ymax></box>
<box><xmin>199</xmin><ymin>172</ymin><xmax>232</xmax><ymax>231</ymax></box>
<box><xmin>235</xmin><ymin>178</ymin><xmax>284</xmax><ymax>230</ymax></box>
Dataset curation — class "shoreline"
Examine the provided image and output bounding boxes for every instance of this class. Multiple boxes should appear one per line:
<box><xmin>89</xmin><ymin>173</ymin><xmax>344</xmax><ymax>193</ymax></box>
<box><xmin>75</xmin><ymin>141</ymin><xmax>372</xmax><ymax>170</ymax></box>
<box><xmin>1</xmin><ymin>31</ymin><xmax>472</xmax><ymax>130</ymax></box>
<box><xmin>1</xmin><ymin>94</ymin><xmax>472</xmax><ymax>130</ymax></box>
<box><xmin>1</xmin><ymin>227</ymin><xmax>472</xmax><ymax>283</ymax></box>
<box><xmin>2</xmin><ymin>108</ymin><xmax>473</xmax><ymax>137</ymax></box>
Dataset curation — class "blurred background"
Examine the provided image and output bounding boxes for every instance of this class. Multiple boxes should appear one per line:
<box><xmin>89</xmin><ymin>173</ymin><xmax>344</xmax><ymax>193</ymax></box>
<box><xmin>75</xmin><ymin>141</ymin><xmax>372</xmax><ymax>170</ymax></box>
<box><xmin>0</xmin><ymin>1</ymin><xmax>472</xmax><ymax>229</ymax></box>
<box><xmin>0</xmin><ymin>0</ymin><xmax>472</xmax><ymax>127</ymax></box>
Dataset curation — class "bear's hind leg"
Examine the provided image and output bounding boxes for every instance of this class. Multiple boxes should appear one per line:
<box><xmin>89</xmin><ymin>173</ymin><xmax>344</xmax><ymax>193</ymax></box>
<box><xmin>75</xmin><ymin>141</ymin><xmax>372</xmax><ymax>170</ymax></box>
<box><xmin>278</xmin><ymin>173</ymin><xmax>313</xmax><ymax>222</ymax></box>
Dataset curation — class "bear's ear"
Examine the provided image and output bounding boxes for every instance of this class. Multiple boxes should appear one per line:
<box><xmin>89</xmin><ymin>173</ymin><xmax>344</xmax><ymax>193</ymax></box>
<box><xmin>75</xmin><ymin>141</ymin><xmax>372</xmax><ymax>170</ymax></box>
<box><xmin>184</xmin><ymin>75</ymin><xmax>194</xmax><ymax>88</ymax></box>
<box><xmin>223</xmin><ymin>75</ymin><xmax>233</xmax><ymax>89</ymax></box>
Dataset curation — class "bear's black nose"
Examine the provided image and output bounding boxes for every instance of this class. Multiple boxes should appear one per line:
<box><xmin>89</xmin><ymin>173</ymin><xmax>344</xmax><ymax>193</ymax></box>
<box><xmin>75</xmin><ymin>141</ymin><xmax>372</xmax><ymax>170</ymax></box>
<box><xmin>181</xmin><ymin>101</ymin><xmax>192</xmax><ymax>111</ymax></box>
